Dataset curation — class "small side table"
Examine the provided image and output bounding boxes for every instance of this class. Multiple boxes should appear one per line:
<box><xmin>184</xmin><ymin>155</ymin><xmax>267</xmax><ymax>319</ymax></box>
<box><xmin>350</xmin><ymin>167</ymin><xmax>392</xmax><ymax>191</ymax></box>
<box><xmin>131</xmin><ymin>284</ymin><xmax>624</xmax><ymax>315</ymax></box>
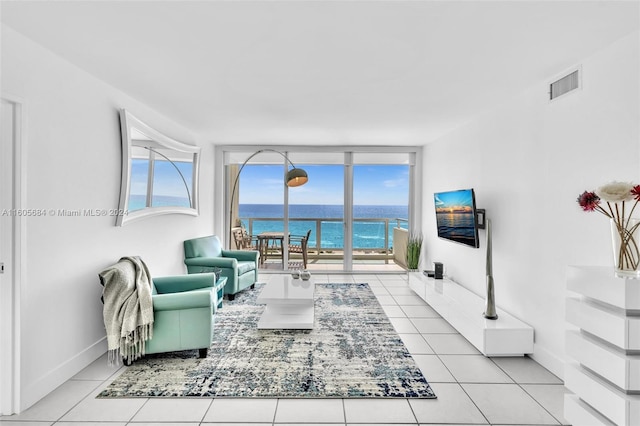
<box><xmin>213</xmin><ymin>276</ymin><xmax>227</xmax><ymax>312</ymax></box>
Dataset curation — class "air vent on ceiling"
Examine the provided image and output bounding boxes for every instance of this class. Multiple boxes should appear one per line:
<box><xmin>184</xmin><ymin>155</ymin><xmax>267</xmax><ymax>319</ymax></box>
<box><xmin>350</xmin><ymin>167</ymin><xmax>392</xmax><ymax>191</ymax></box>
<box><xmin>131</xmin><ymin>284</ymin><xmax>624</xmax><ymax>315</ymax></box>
<box><xmin>549</xmin><ymin>69</ymin><xmax>580</xmax><ymax>101</ymax></box>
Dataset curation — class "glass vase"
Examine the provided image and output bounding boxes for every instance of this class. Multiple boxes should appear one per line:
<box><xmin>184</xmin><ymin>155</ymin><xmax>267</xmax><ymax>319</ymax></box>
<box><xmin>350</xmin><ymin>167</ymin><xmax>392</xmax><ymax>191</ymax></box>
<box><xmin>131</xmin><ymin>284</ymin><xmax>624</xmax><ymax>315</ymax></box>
<box><xmin>611</xmin><ymin>218</ymin><xmax>640</xmax><ymax>278</ymax></box>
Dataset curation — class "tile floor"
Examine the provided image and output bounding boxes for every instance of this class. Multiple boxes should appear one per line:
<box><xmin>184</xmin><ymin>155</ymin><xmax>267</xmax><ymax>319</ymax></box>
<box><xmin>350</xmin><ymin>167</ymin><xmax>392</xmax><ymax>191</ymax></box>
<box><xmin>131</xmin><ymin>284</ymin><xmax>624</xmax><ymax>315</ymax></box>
<box><xmin>0</xmin><ymin>273</ymin><xmax>570</xmax><ymax>426</ymax></box>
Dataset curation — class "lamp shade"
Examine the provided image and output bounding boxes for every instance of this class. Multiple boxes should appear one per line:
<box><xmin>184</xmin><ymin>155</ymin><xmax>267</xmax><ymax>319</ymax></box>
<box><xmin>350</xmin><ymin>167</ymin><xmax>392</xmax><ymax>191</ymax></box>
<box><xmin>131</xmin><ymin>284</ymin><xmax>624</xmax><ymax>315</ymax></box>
<box><xmin>286</xmin><ymin>167</ymin><xmax>308</xmax><ymax>187</ymax></box>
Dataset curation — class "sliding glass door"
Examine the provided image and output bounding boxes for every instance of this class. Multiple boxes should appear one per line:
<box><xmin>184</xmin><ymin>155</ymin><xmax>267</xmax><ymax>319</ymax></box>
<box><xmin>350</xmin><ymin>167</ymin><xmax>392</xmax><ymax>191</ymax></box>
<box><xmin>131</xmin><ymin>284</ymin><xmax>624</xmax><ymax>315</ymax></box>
<box><xmin>231</xmin><ymin>160</ymin><xmax>286</xmax><ymax>270</ymax></box>
<box><xmin>352</xmin><ymin>163</ymin><xmax>409</xmax><ymax>271</ymax></box>
<box><xmin>287</xmin><ymin>164</ymin><xmax>345</xmax><ymax>271</ymax></box>
<box><xmin>222</xmin><ymin>147</ymin><xmax>420</xmax><ymax>272</ymax></box>
<box><xmin>236</xmin><ymin>163</ymin><xmax>285</xmax><ymax>233</ymax></box>
<box><xmin>349</xmin><ymin>152</ymin><xmax>413</xmax><ymax>271</ymax></box>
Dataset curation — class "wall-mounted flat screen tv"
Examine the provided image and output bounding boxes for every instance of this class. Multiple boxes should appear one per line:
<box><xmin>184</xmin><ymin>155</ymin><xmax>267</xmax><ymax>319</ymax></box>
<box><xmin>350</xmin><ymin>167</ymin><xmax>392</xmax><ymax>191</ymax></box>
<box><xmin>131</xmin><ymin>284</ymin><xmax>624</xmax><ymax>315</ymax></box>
<box><xmin>434</xmin><ymin>188</ymin><xmax>480</xmax><ymax>248</ymax></box>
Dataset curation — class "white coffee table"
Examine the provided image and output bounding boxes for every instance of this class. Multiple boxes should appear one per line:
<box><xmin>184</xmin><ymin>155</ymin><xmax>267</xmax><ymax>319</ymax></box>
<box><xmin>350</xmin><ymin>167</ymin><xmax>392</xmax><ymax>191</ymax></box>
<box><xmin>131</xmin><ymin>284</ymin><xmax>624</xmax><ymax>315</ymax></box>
<box><xmin>256</xmin><ymin>275</ymin><xmax>315</xmax><ymax>329</ymax></box>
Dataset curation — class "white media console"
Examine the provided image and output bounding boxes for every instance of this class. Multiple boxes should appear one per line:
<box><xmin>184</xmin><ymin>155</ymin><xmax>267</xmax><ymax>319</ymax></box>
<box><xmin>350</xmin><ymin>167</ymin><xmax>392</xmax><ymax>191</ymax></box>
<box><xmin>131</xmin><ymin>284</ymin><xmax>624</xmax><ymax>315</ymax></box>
<box><xmin>408</xmin><ymin>272</ymin><xmax>534</xmax><ymax>356</ymax></box>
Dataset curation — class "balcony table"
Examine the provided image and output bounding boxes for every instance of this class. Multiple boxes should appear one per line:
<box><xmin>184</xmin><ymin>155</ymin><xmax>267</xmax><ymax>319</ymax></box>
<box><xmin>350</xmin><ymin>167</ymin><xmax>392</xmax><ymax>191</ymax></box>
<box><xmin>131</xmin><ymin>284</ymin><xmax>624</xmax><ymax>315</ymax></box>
<box><xmin>257</xmin><ymin>232</ymin><xmax>286</xmax><ymax>267</ymax></box>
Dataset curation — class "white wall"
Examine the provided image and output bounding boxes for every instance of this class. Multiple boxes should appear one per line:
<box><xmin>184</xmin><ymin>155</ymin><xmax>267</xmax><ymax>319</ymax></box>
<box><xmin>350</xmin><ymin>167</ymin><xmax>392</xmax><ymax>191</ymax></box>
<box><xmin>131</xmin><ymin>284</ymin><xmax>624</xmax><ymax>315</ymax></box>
<box><xmin>1</xmin><ymin>26</ymin><xmax>214</xmax><ymax>410</ymax></box>
<box><xmin>422</xmin><ymin>31</ymin><xmax>639</xmax><ymax>377</ymax></box>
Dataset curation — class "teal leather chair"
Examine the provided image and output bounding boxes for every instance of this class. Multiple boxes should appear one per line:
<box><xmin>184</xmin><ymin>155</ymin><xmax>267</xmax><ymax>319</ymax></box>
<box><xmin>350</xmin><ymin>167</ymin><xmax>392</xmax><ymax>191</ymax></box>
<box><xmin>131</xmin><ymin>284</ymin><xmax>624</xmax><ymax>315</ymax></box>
<box><xmin>183</xmin><ymin>235</ymin><xmax>259</xmax><ymax>300</ymax></box>
<box><xmin>144</xmin><ymin>273</ymin><xmax>219</xmax><ymax>360</ymax></box>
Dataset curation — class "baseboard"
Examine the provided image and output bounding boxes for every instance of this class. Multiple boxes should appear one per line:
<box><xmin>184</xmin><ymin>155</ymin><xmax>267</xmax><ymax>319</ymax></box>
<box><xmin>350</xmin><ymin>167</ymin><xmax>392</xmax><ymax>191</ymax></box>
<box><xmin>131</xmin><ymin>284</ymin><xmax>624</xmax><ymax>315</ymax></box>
<box><xmin>20</xmin><ymin>336</ymin><xmax>106</xmax><ymax>412</ymax></box>
<box><xmin>530</xmin><ymin>343</ymin><xmax>565</xmax><ymax>381</ymax></box>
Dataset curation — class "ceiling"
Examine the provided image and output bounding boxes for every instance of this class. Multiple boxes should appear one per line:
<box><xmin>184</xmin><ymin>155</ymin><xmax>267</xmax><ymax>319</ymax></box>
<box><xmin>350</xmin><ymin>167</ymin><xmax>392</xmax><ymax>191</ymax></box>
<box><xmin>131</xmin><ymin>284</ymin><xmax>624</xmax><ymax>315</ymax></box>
<box><xmin>2</xmin><ymin>1</ymin><xmax>638</xmax><ymax>145</ymax></box>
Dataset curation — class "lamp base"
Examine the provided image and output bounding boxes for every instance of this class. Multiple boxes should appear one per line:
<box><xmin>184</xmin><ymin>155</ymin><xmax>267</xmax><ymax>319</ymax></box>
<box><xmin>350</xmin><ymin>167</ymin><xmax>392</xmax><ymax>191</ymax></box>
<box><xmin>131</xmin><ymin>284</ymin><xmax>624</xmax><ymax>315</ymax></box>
<box><xmin>483</xmin><ymin>275</ymin><xmax>498</xmax><ymax>320</ymax></box>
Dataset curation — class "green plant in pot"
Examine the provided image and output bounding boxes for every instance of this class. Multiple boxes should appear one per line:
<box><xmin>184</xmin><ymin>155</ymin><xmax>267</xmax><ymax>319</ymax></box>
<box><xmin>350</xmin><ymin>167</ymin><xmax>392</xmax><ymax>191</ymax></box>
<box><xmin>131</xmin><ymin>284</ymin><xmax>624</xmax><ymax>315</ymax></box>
<box><xmin>406</xmin><ymin>233</ymin><xmax>423</xmax><ymax>270</ymax></box>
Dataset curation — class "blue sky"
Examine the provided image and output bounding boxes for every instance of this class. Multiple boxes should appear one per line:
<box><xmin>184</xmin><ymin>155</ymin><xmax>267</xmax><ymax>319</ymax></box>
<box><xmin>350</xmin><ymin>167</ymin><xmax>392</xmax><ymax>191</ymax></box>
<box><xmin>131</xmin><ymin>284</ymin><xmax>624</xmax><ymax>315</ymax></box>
<box><xmin>434</xmin><ymin>188</ymin><xmax>474</xmax><ymax>210</ymax></box>
<box><xmin>239</xmin><ymin>164</ymin><xmax>409</xmax><ymax>205</ymax></box>
<box><xmin>130</xmin><ymin>159</ymin><xmax>193</xmax><ymax>197</ymax></box>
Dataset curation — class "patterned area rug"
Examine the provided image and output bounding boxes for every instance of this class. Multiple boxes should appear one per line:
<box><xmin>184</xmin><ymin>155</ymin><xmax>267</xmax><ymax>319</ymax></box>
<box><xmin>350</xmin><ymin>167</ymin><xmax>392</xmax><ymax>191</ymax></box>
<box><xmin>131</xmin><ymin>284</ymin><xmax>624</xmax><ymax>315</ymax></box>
<box><xmin>98</xmin><ymin>282</ymin><xmax>436</xmax><ymax>399</ymax></box>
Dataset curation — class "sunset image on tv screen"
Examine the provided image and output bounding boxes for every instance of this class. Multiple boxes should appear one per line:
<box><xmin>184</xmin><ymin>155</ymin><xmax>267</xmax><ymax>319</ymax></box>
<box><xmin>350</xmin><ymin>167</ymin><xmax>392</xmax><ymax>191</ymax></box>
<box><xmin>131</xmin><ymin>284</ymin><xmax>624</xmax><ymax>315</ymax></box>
<box><xmin>434</xmin><ymin>189</ymin><xmax>478</xmax><ymax>247</ymax></box>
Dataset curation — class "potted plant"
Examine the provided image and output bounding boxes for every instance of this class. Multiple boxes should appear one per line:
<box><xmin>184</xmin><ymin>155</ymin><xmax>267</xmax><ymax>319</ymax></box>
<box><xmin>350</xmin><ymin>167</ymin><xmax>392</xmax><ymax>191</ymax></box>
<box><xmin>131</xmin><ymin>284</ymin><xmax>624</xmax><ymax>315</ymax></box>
<box><xmin>406</xmin><ymin>233</ymin><xmax>423</xmax><ymax>270</ymax></box>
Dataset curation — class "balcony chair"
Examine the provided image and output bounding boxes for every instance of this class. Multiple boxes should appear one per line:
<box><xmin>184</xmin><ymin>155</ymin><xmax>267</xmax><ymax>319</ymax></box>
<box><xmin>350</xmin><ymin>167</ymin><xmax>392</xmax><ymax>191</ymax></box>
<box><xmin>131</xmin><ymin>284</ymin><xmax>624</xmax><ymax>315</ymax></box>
<box><xmin>183</xmin><ymin>235</ymin><xmax>259</xmax><ymax>300</ymax></box>
<box><xmin>288</xmin><ymin>229</ymin><xmax>312</xmax><ymax>269</ymax></box>
<box><xmin>232</xmin><ymin>226</ymin><xmax>258</xmax><ymax>250</ymax></box>
<box><xmin>99</xmin><ymin>257</ymin><xmax>219</xmax><ymax>365</ymax></box>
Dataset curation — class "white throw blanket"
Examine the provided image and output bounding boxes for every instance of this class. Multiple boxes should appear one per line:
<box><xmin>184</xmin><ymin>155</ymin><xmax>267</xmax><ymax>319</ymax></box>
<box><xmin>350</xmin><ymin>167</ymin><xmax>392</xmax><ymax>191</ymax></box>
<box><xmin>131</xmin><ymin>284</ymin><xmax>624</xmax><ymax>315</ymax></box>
<box><xmin>98</xmin><ymin>256</ymin><xmax>154</xmax><ymax>365</ymax></box>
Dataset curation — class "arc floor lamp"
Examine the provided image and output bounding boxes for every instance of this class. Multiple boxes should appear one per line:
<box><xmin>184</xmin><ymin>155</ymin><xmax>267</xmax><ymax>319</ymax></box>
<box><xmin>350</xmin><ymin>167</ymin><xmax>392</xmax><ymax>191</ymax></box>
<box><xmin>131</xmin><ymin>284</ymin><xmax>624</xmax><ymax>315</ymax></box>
<box><xmin>228</xmin><ymin>149</ymin><xmax>309</xmax><ymax>248</ymax></box>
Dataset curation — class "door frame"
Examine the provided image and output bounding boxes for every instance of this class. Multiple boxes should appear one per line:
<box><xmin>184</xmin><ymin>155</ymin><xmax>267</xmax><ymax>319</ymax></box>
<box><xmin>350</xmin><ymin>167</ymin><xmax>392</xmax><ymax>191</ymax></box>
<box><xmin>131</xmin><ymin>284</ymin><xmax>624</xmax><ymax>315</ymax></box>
<box><xmin>0</xmin><ymin>95</ymin><xmax>24</xmax><ymax>415</ymax></box>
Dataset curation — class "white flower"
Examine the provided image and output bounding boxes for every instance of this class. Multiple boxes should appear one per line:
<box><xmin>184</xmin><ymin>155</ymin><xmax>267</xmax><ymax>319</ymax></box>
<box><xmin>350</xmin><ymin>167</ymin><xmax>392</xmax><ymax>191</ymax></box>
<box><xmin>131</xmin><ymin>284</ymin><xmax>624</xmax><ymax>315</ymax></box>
<box><xmin>596</xmin><ymin>181</ymin><xmax>634</xmax><ymax>203</ymax></box>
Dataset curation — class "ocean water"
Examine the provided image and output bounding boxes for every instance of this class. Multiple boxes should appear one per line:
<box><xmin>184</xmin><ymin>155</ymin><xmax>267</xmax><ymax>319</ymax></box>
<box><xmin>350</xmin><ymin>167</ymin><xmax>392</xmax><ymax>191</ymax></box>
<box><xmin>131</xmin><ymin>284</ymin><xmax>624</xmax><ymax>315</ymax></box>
<box><xmin>128</xmin><ymin>194</ymin><xmax>190</xmax><ymax>211</ymax></box>
<box><xmin>436</xmin><ymin>212</ymin><xmax>477</xmax><ymax>246</ymax></box>
<box><xmin>239</xmin><ymin>204</ymin><xmax>408</xmax><ymax>249</ymax></box>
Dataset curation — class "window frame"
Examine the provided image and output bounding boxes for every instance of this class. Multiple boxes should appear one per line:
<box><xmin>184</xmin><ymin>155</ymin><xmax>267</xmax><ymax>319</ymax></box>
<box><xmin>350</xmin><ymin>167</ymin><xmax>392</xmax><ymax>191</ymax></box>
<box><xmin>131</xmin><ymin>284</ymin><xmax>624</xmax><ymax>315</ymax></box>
<box><xmin>215</xmin><ymin>145</ymin><xmax>422</xmax><ymax>271</ymax></box>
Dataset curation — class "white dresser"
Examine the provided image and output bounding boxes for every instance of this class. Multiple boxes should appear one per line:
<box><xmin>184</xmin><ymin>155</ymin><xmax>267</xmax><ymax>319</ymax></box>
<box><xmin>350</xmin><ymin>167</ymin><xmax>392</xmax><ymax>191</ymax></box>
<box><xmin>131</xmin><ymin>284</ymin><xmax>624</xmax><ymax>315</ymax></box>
<box><xmin>565</xmin><ymin>266</ymin><xmax>640</xmax><ymax>426</ymax></box>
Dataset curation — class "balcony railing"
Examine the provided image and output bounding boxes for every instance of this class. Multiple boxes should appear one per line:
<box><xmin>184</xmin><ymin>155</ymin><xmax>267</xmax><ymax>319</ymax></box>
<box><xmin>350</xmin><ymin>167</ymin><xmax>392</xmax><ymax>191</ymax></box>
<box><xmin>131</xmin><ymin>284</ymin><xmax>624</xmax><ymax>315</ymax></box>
<box><xmin>241</xmin><ymin>217</ymin><xmax>408</xmax><ymax>262</ymax></box>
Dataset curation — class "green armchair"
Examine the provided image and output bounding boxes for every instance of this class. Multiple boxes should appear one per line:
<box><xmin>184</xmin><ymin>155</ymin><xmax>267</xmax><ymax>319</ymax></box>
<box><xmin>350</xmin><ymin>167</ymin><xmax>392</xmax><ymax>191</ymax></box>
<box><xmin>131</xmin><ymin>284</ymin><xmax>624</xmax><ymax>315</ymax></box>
<box><xmin>183</xmin><ymin>235</ymin><xmax>259</xmax><ymax>300</ymax></box>
<box><xmin>145</xmin><ymin>273</ymin><xmax>221</xmax><ymax>359</ymax></box>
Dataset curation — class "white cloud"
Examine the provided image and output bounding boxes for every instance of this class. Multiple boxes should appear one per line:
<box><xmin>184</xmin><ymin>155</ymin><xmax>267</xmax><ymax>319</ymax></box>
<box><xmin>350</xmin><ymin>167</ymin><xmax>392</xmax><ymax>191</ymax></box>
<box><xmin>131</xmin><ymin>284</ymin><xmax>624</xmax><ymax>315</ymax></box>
<box><xmin>383</xmin><ymin>178</ymin><xmax>406</xmax><ymax>188</ymax></box>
